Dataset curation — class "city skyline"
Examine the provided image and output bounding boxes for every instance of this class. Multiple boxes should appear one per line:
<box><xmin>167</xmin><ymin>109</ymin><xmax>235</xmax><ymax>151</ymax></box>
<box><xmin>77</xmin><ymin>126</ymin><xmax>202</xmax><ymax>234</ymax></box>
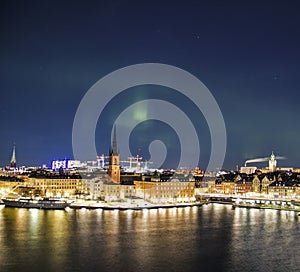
<box><xmin>0</xmin><ymin>142</ymin><xmax>291</xmax><ymax>172</ymax></box>
<box><xmin>1</xmin><ymin>1</ymin><xmax>300</xmax><ymax>169</ymax></box>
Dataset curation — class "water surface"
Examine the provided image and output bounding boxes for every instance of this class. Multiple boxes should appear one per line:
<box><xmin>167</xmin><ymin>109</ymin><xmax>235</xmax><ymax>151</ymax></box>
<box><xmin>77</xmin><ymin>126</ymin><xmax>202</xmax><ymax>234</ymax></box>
<box><xmin>0</xmin><ymin>204</ymin><xmax>299</xmax><ymax>272</ymax></box>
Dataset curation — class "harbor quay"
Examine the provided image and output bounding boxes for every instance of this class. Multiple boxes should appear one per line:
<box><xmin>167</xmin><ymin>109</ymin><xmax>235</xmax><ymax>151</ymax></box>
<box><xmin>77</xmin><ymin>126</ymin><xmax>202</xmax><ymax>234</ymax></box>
<box><xmin>199</xmin><ymin>193</ymin><xmax>300</xmax><ymax>212</ymax></box>
<box><xmin>63</xmin><ymin>193</ymin><xmax>300</xmax><ymax>213</ymax></box>
<box><xmin>1</xmin><ymin>182</ymin><xmax>299</xmax><ymax>212</ymax></box>
<box><xmin>68</xmin><ymin>199</ymin><xmax>205</xmax><ymax>210</ymax></box>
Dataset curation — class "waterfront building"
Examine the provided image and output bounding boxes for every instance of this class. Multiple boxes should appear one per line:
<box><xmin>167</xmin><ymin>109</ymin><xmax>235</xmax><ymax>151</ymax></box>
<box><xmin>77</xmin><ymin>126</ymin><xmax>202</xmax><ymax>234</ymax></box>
<box><xmin>215</xmin><ymin>172</ymin><xmax>254</xmax><ymax>195</ymax></box>
<box><xmin>206</xmin><ymin>180</ymin><xmax>216</xmax><ymax>193</ymax></box>
<box><xmin>267</xmin><ymin>172</ymin><xmax>300</xmax><ymax>197</ymax></box>
<box><xmin>234</xmin><ymin>176</ymin><xmax>253</xmax><ymax>194</ymax></box>
<box><xmin>0</xmin><ymin>175</ymin><xmax>25</xmax><ymax>194</ymax></box>
<box><xmin>82</xmin><ymin>177</ymin><xmax>103</xmax><ymax>198</ymax></box>
<box><xmin>215</xmin><ymin>172</ymin><xmax>235</xmax><ymax>194</ymax></box>
<box><xmin>81</xmin><ymin>170</ymin><xmax>113</xmax><ymax>199</ymax></box>
<box><xmin>251</xmin><ymin>174</ymin><xmax>275</xmax><ymax>194</ymax></box>
<box><xmin>28</xmin><ymin>171</ymin><xmax>82</xmax><ymax>197</ymax></box>
<box><xmin>221</xmin><ymin>181</ymin><xmax>235</xmax><ymax>194</ymax></box>
<box><xmin>261</xmin><ymin>174</ymin><xmax>275</xmax><ymax>194</ymax></box>
<box><xmin>102</xmin><ymin>181</ymin><xmax>135</xmax><ymax>202</ymax></box>
<box><xmin>268</xmin><ymin>180</ymin><xmax>297</xmax><ymax>198</ymax></box>
<box><xmin>252</xmin><ymin>175</ymin><xmax>261</xmax><ymax>193</ymax></box>
<box><xmin>134</xmin><ymin>178</ymin><xmax>195</xmax><ymax>204</ymax></box>
<box><xmin>195</xmin><ymin>174</ymin><xmax>215</xmax><ymax>194</ymax></box>
<box><xmin>92</xmin><ymin>179</ymin><xmax>104</xmax><ymax>198</ymax></box>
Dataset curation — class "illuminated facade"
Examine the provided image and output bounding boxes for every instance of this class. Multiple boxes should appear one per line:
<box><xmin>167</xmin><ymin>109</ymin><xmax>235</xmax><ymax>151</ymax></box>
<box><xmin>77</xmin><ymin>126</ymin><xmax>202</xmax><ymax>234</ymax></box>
<box><xmin>81</xmin><ymin>171</ymin><xmax>112</xmax><ymax>198</ymax></box>
<box><xmin>51</xmin><ymin>160</ymin><xmax>82</xmax><ymax>170</ymax></box>
<box><xmin>134</xmin><ymin>179</ymin><xmax>195</xmax><ymax>203</ymax></box>
<box><xmin>28</xmin><ymin>176</ymin><xmax>82</xmax><ymax>197</ymax></box>
<box><xmin>252</xmin><ymin>174</ymin><xmax>275</xmax><ymax>194</ymax></box>
<box><xmin>252</xmin><ymin>175</ymin><xmax>261</xmax><ymax>193</ymax></box>
<box><xmin>0</xmin><ymin>176</ymin><xmax>25</xmax><ymax>194</ymax></box>
<box><xmin>103</xmin><ymin>181</ymin><xmax>135</xmax><ymax>202</ymax></box>
<box><xmin>268</xmin><ymin>182</ymin><xmax>297</xmax><ymax>198</ymax></box>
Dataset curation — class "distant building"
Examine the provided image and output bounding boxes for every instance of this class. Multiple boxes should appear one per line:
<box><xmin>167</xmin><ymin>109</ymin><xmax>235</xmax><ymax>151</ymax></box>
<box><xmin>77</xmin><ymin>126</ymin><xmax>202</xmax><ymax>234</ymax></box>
<box><xmin>240</xmin><ymin>166</ymin><xmax>257</xmax><ymax>175</ymax></box>
<box><xmin>10</xmin><ymin>145</ymin><xmax>16</xmax><ymax>168</ymax></box>
<box><xmin>269</xmin><ymin>151</ymin><xmax>277</xmax><ymax>172</ymax></box>
<box><xmin>245</xmin><ymin>152</ymin><xmax>281</xmax><ymax>174</ymax></box>
<box><xmin>51</xmin><ymin>159</ymin><xmax>83</xmax><ymax>170</ymax></box>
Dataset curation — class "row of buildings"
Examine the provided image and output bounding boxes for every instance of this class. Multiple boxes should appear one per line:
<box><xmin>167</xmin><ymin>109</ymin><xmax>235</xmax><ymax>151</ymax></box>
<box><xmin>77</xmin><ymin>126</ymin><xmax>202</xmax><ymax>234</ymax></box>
<box><xmin>1</xmin><ymin>130</ymin><xmax>300</xmax><ymax>203</ymax></box>
<box><xmin>1</xmin><ymin>166</ymin><xmax>300</xmax><ymax>203</ymax></box>
<box><xmin>0</xmin><ymin>129</ymin><xmax>198</xmax><ymax>204</ymax></box>
<box><xmin>212</xmin><ymin>171</ymin><xmax>300</xmax><ymax>197</ymax></box>
<box><xmin>0</xmin><ymin>169</ymin><xmax>197</xmax><ymax>204</ymax></box>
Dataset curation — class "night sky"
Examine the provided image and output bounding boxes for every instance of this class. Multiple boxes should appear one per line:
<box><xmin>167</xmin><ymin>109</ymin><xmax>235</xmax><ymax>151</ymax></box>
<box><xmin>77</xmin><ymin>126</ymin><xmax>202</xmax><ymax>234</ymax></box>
<box><xmin>1</xmin><ymin>0</ymin><xmax>300</xmax><ymax>170</ymax></box>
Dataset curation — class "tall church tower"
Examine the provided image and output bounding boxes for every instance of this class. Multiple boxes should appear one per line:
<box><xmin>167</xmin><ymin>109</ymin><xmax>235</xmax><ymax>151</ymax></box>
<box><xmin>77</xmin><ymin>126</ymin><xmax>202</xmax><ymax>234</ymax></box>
<box><xmin>108</xmin><ymin>126</ymin><xmax>120</xmax><ymax>183</ymax></box>
<box><xmin>268</xmin><ymin>151</ymin><xmax>277</xmax><ymax>172</ymax></box>
<box><xmin>10</xmin><ymin>145</ymin><xmax>17</xmax><ymax>168</ymax></box>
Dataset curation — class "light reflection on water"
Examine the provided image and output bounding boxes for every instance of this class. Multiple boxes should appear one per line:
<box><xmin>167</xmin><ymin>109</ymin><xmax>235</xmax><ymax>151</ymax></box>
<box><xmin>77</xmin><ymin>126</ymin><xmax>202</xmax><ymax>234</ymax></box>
<box><xmin>0</xmin><ymin>204</ymin><xmax>299</xmax><ymax>272</ymax></box>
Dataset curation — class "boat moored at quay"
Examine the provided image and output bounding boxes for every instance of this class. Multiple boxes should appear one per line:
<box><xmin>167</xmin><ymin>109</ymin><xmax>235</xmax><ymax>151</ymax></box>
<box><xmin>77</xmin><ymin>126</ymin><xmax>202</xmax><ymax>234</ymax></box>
<box><xmin>2</xmin><ymin>197</ymin><xmax>70</xmax><ymax>210</ymax></box>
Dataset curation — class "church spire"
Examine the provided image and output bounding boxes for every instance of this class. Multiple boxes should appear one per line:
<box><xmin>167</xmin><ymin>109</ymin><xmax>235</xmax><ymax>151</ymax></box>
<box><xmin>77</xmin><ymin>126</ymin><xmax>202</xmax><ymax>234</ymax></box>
<box><xmin>108</xmin><ymin>125</ymin><xmax>120</xmax><ymax>183</ymax></box>
<box><xmin>10</xmin><ymin>145</ymin><xmax>16</xmax><ymax>168</ymax></box>
<box><xmin>111</xmin><ymin>125</ymin><xmax>118</xmax><ymax>155</ymax></box>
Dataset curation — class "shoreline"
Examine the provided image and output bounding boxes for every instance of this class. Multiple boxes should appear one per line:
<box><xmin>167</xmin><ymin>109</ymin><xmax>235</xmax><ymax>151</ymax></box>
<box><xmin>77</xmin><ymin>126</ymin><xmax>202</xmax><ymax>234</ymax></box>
<box><xmin>232</xmin><ymin>203</ymin><xmax>300</xmax><ymax>212</ymax></box>
<box><xmin>1</xmin><ymin>197</ymin><xmax>299</xmax><ymax>213</ymax></box>
<box><xmin>69</xmin><ymin>201</ymin><xmax>205</xmax><ymax>210</ymax></box>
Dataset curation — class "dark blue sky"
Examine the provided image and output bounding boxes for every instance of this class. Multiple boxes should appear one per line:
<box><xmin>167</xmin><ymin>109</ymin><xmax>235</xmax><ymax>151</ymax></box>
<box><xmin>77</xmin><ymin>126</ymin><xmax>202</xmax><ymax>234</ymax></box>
<box><xmin>1</xmin><ymin>0</ymin><xmax>300</xmax><ymax>170</ymax></box>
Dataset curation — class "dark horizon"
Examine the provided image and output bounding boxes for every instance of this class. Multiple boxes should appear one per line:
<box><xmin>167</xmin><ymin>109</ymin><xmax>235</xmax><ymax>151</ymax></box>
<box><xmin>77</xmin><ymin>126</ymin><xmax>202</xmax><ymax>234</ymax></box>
<box><xmin>1</xmin><ymin>1</ymin><xmax>300</xmax><ymax>170</ymax></box>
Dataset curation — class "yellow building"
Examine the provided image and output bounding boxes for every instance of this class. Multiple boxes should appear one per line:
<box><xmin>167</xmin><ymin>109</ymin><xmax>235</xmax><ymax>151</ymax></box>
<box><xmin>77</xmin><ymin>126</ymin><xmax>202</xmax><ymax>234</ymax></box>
<box><xmin>28</xmin><ymin>176</ymin><xmax>82</xmax><ymax>197</ymax></box>
<box><xmin>134</xmin><ymin>179</ymin><xmax>195</xmax><ymax>204</ymax></box>
<box><xmin>207</xmin><ymin>180</ymin><xmax>216</xmax><ymax>193</ymax></box>
<box><xmin>0</xmin><ymin>177</ymin><xmax>25</xmax><ymax>194</ymax></box>
<box><xmin>252</xmin><ymin>175</ymin><xmax>261</xmax><ymax>193</ymax></box>
<box><xmin>268</xmin><ymin>181</ymin><xmax>297</xmax><ymax>198</ymax></box>
<box><xmin>295</xmin><ymin>185</ymin><xmax>300</xmax><ymax>197</ymax></box>
<box><xmin>252</xmin><ymin>174</ymin><xmax>275</xmax><ymax>194</ymax></box>
<box><xmin>221</xmin><ymin>181</ymin><xmax>235</xmax><ymax>194</ymax></box>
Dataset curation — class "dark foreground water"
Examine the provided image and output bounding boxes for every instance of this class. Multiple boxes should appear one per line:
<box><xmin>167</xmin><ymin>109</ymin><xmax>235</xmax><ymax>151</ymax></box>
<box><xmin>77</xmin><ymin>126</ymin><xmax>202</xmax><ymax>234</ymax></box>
<box><xmin>0</xmin><ymin>204</ymin><xmax>299</xmax><ymax>272</ymax></box>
